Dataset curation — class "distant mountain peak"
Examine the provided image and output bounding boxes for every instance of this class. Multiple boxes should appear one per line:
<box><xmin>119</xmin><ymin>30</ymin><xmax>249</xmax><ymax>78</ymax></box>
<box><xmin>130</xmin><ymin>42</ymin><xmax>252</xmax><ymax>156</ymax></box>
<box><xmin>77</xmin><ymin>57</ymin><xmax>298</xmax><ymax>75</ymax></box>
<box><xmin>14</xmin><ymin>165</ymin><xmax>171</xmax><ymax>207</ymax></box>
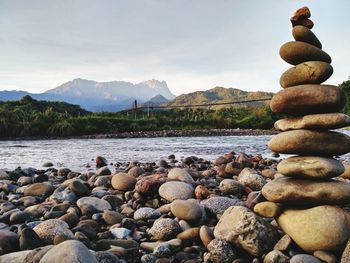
<box><xmin>141</xmin><ymin>79</ymin><xmax>167</xmax><ymax>88</ymax></box>
<box><xmin>166</xmin><ymin>86</ymin><xmax>273</xmax><ymax>108</ymax></box>
<box><xmin>143</xmin><ymin>94</ymin><xmax>169</xmax><ymax>106</ymax></box>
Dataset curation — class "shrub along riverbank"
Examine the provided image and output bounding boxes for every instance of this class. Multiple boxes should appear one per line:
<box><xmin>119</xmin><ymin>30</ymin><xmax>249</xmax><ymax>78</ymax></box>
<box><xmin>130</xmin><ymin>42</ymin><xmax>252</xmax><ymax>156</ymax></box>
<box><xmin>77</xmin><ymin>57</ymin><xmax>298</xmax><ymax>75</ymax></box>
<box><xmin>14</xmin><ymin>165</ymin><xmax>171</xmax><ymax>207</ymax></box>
<box><xmin>0</xmin><ymin>95</ymin><xmax>283</xmax><ymax>138</ymax></box>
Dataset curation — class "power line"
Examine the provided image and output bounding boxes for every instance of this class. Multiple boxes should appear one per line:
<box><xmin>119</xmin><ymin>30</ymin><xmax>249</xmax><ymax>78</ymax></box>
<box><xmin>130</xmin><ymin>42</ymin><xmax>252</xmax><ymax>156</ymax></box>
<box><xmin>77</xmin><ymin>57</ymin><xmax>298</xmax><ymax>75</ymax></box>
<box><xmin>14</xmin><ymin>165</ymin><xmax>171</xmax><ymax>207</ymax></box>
<box><xmin>119</xmin><ymin>96</ymin><xmax>272</xmax><ymax>114</ymax></box>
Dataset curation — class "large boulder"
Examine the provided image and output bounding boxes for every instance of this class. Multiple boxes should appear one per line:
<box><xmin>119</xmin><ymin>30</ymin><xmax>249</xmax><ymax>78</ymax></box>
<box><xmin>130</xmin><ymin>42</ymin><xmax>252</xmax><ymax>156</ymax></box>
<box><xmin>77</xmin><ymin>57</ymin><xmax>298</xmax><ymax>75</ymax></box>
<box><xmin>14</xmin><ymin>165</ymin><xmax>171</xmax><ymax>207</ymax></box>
<box><xmin>280</xmin><ymin>61</ymin><xmax>332</xmax><ymax>88</ymax></box>
<box><xmin>268</xmin><ymin>130</ymin><xmax>350</xmax><ymax>156</ymax></box>
<box><xmin>39</xmin><ymin>240</ymin><xmax>98</xmax><ymax>263</ymax></box>
<box><xmin>274</xmin><ymin>113</ymin><xmax>350</xmax><ymax>131</ymax></box>
<box><xmin>277</xmin><ymin>156</ymin><xmax>345</xmax><ymax>179</ymax></box>
<box><xmin>279</xmin><ymin>41</ymin><xmax>331</xmax><ymax>65</ymax></box>
<box><xmin>270</xmin><ymin>85</ymin><xmax>346</xmax><ymax>115</ymax></box>
<box><xmin>214</xmin><ymin>206</ymin><xmax>279</xmax><ymax>257</ymax></box>
<box><xmin>277</xmin><ymin>206</ymin><xmax>350</xmax><ymax>252</ymax></box>
<box><xmin>262</xmin><ymin>177</ymin><xmax>350</xmax><ymax>205</ymax></box>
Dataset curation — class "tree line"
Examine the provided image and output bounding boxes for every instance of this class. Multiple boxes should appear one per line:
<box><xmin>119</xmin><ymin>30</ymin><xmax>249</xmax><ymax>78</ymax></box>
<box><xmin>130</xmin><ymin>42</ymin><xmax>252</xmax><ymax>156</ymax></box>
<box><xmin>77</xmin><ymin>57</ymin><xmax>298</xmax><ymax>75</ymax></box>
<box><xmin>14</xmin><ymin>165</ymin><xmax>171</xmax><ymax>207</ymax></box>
<box><xmin>1</xmin><ymin>80</ymin><xmax>349</xmax><ymax>138</ymax></box>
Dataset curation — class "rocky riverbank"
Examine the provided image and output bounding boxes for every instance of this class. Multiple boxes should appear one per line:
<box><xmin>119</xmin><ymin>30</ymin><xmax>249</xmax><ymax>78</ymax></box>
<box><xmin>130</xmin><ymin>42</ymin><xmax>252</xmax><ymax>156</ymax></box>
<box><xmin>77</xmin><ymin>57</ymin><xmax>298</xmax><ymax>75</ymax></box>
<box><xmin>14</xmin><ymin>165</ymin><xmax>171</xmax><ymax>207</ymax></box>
<box><xmin>1</xmin><ymin>151</ymin><xmax>350</xmax><ymax>263</ymax></box>
<box><xmin>0</xmin><ymin>129</ymin><xmax>277</xmax><ymax>141</ymax></box>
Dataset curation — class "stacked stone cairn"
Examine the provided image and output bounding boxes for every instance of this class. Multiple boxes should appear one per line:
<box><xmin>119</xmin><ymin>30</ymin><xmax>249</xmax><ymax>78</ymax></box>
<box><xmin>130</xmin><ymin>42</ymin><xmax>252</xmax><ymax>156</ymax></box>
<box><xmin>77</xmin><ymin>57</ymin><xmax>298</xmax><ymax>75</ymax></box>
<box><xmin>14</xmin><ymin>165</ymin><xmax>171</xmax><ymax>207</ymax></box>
<box><xmin>260</xmin><ymin>6</ymin><xmax>350</xmax><ymax>260</ymax></box>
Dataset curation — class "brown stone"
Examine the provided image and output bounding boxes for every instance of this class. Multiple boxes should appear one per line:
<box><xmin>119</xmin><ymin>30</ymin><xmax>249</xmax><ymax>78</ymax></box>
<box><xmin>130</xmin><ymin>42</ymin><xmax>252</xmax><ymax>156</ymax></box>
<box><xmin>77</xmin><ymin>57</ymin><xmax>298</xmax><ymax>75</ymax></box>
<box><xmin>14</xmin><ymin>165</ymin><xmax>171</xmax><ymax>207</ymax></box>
<box><xmin>280</xmin><ymin>41</ymin><xmax>331</xmax><ymax>65</ymax></box>
<box><xmin>135</xmin><ymin>173</ymin><xmax>166</xmax><ymax>195</ymax></box>
<box><xmin>273</xmin><ymin>235</ymin><xmax>292</xmax><ymax>251</ymax></box>
<box><xmin>253</xmin><ymin>201</ymin><xmax>282</xmax><ymax>218</ymax></box>
<box><xmin>291</xmin><ymin>6</ymin><xmax>311</xmax><ymax>19</ymax></box>
<box><xmin>275</xmin><ymin>113</ymin><xmax>350</xmax><ymax>131</ymax></box>
<box><xmin>111</xmin><ymin>173</ymin><xmax>136</xmax><ymax>191</ymax></box>
<box><xmin>262</xmin><ymin>177</ymin><xmax>350</xmax><ymax>206</ymax></box>
<box><xmin>313</xmin><ymin>250</ymin><xmax>337</xmax><ymax>263</ymax></box>
<box><xmin>340</xmin><ymin>162</ymin><xmax>350</xmax><ymax>179</ymax></box>
<box><xmin>194</xmin><ymin>185</ymin><xmax>211</xmax><ymax>199</ymax></box>
<box><xmin>24</xmin><ymin>183</ymin><xmax>55</xmax><ymax>197</ymax></box>
<box><xmin>268</xmin><ymin>130</ymin><xmax>350</xmax><ymax>156</ymax></box>
<box><xmin>199</xmin><ymin>225</ymin><xmax>214</xmax><ymax>248</ymax></box>
<box><xmin>277</xmin><ymin>206</ymin><xmax>350</xmax><ymax>252</ymax></box>
<box><xmin>270</xmin><ymin>84</ymin><xmax>345</xmax><ymax>115</ymax></box>
<box><xmin>170</xmin><ymin>199</ymin><xmax>203</xmax><ymax>222</ymax></box>
<box><xmin>290</xmin><ymin>7</ymin><xmax>313</xmax><ymax>29</ymax></box>
<box><xmin>277</xmin><ymin>156</ymin><xmax>345</xmax><ymax>179</ymax></box>
<box><xmin>280</xmin><ymin>61</ymin><xmax>332</xmax><ymax>88</ymax></box>
<box><xmin>176</xmin><ymin>228</ymin><xmax>200</xmax><ymax>241</ymax></box>
<box><xmin>292</xmin><ymin>25</ymin><xmax>322</xmax><ymax>48</ymax></box>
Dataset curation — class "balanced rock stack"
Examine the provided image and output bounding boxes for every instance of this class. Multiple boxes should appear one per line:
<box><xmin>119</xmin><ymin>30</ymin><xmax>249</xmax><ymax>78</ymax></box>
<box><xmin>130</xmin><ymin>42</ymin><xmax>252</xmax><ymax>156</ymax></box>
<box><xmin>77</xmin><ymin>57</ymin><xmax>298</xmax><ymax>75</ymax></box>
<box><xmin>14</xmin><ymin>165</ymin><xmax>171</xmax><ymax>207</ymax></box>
<box><xmin>262</xmin><ymin>6</ymin><xmax>350</xmax><ymax>256</ymax></box>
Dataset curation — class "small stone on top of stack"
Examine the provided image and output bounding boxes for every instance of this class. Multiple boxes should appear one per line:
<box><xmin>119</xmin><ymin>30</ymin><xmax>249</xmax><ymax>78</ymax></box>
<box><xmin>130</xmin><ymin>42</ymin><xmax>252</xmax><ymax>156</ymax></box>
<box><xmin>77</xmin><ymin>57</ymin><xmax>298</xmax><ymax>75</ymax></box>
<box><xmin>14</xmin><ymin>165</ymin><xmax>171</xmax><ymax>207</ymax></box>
<box><xmin>261</xmin><ymin>6</ymin><xmax>350</xmax><ymax>257</ymax></box>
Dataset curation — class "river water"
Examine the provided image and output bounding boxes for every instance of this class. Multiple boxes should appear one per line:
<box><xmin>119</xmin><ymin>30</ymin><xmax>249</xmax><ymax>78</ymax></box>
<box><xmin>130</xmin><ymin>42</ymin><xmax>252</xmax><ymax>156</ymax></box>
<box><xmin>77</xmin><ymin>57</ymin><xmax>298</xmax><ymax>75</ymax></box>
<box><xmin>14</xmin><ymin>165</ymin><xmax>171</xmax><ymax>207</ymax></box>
<box><xmin>0</xmin><ymin>131</ymin><xmax>349</xmax><ymax>172</ymax></box>
<box><xmin>0</xmin><ymin>135</ymin><xmax>273</xmax><ymax>171</ymax></box>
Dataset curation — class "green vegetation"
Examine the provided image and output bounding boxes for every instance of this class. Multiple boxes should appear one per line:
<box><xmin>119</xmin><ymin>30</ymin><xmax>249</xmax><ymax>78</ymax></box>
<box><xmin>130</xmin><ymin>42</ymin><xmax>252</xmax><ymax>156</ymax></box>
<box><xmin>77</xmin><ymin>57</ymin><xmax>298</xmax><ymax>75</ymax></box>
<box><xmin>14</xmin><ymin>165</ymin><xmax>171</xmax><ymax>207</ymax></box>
<box><xmin>339</xmin><ymin>80</ymin><xmax>350</xmax><ymax>116</ymax></box>
<box><xmin>0</xmin><ymin>95</ymin><xmax>281</xmax><ymax>138</ymax></box>
<box><xmin>166</xmin><ymin>86</ymin><xmax>274</xmax><ymax>107</ymax></box>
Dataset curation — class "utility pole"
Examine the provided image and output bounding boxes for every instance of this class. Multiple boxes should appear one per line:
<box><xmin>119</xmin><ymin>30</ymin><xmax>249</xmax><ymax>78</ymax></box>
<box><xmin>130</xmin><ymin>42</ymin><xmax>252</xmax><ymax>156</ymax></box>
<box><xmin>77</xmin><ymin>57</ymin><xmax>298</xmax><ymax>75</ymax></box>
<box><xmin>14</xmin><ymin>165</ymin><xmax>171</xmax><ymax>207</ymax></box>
<box><xmin>134</xmin><ymin>100</ymin><xmax>137</xmax><ymax>120</ymax></box>
<box><xmin>147</xmin><ymin>102</ymin><xmax>150</xmax><ymax>118</ymax></box>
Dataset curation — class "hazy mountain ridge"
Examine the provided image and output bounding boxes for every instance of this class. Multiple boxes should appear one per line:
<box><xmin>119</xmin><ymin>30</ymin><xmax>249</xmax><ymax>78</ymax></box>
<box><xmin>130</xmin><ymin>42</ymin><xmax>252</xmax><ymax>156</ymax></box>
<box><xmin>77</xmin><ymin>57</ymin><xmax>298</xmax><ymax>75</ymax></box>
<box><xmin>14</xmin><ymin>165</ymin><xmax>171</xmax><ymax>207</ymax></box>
<box><xmin>0</xmin><ymin>82</ymin><xmax>274</xmax><ymax>112</ymax></box>
<box><xmin>0</xmin><ymin>78</ymin><xmax>175</xmax><ymax>111</ymax></box>
<box><xmin>165</xmin><ymin>87</ymin><xmax>274</xmax><ymax>107</ymax></box>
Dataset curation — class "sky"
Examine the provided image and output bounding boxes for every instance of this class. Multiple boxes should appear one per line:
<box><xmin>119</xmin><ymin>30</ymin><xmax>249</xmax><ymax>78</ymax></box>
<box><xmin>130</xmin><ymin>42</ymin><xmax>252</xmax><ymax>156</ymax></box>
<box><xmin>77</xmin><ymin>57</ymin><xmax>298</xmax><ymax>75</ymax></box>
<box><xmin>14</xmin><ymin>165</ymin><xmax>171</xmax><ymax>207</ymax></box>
<box><xmin>0</xmin><ymin>0</ymin><xmax>349</xmax><ymax>95</ymax></box>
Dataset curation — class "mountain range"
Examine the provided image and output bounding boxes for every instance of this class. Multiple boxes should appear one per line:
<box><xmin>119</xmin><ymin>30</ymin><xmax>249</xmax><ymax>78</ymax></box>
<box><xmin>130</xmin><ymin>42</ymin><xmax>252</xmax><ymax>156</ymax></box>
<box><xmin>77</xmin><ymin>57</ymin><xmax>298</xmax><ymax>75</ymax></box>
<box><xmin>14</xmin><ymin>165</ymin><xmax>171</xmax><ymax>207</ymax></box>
<box><xmin>0</xmin><ymin>78</ymin><xmax>175</xmax><ymax>111</ymax></box>
<box><xmin>165</xmin><ymin>87</ymin><xmax>273</xmax><ymax>108</ymax></box>
<box><xmin>0</xmin><ymin>79</ymin><xmax>273</xmax><ymax>111</ymax></box>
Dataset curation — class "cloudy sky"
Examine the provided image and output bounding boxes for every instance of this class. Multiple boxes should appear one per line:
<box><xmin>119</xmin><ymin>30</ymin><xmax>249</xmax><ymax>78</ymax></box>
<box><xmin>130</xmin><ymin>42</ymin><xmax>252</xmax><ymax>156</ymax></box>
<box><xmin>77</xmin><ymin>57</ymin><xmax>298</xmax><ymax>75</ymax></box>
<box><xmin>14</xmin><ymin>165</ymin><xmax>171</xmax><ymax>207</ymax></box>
<box><xmin>0</xmin><ymin>0</ymin><xmax>349</xmax><ymax>95</ymax></box>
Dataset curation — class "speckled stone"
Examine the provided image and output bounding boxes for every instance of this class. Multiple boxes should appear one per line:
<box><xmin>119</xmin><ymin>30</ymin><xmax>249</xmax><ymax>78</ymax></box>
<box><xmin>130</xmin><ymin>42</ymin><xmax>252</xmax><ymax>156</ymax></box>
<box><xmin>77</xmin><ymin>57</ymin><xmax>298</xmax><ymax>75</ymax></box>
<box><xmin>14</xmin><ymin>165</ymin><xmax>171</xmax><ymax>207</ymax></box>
<box><xmin>201</xmin><ymin>196</ymin><xmax>244</xmax><ymax>218</ymax></box>
<box><xmin>207</xmin><ymin>239</ymin><xmax>237</xmax><ymax>263</ymax></box>
<box><xmin>33</xmin><ymin>219</ymin><xmax>74</xmax><ymax>245</ymax></box>
<box><xmin>134</xmin><ymin>207</ymin><xmax>161</xmax><ymax>221</ymax></box>
<box><xmin>148</xmin><ymin>218</ymin><xmax>182</xmax><ymax>241</ymax></box>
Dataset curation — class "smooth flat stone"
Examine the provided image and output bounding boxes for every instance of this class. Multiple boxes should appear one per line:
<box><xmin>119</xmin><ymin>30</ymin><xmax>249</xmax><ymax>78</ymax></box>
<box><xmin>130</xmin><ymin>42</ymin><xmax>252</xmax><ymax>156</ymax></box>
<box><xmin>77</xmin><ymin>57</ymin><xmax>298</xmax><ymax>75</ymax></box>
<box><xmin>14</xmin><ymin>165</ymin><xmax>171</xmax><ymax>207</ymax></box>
<box><xmin>277</xmin><ymin>206</ymin><xmax>350</xmax><ymax>252</ymax></box>
<box><xmin>277</xmin><ymin>156</ymin><xmax>345</xmax><ymax>179</ymax></box>
<box><xmin>280</xmin><ymin>41</ymin><xmax>331</xmax><ymax>65</ymax></box>
<box><xmin>292</xmin><ymin>25</ymin><xmax>322</xmax><ymax>48</ymax></box>
<box><xmin>270</xmin><ymin>84</ymin><xmax>346</xmax><ymax>115</ymax></box>
<box><xmin>268</xmin><ymin>130</ymin><xmax>350</xmax><ymax>156</ymax></box>
<box><xmin>262</xmin><ymin>177</ymin><xmax>350</xmax><ymax>205</ymax></box>
<box><xmin>280</xmin><ymin>61</ymin><xmax>333</xmax><ymax>88</ymax></box>
<box><xmin>275</xmin><ymin>113</ymin><xmax>350</xmax><ymax>131</ymax></box>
